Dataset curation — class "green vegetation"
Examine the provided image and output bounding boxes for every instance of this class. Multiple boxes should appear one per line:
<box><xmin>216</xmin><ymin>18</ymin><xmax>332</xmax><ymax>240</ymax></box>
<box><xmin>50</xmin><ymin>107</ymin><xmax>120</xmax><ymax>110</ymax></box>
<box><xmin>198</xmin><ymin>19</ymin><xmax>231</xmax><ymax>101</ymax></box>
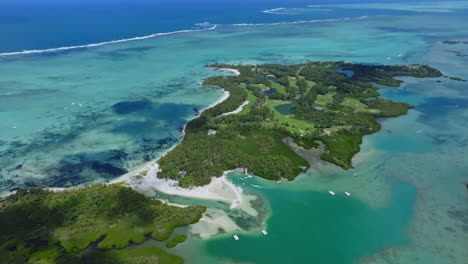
<box><xmin>88</xmin><ymin>246</ymin><xmax>183</xmax><ymax>264</ymax></box>
<box><xmin>0</xmin><ymin>184</ymin><xmax>205</xmax><ymax>264</ymax></box>
<box><xmin>166</xmin><ymin>234</ymin><xmax>187</xmax><ymax>248</ymax></box>
<box><xmin>158</xmin><ymin>61</ymin><xmax>442</xmax><ymax>186</ymax></box>
<box><xmin>341</xmin><ymin>97</ymin><xmax>381</xmax><ymax>114</ymax></box>
<box><xmin>443</xmin><ymin>40</ymin><xmax>468</xmax><ymax>45</ymax></box>
<box><xmin>445</xmin><ymin>76</ymin><xmax>467</xmax><ymax>82</ymax></box>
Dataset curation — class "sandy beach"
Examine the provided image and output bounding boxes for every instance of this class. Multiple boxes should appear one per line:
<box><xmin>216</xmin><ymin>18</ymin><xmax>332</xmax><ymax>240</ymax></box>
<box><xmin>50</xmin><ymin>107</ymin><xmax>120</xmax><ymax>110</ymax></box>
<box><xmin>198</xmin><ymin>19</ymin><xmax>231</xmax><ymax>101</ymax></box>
<box><xmin>218</xmin><ymin>68</ymin><xmax>241</xmax><ymax>76</ymax></box>
<box><xmin>221</xmin><ymin>100</ymin><xmax>250</xmax><ymax>116</ymax></box>
<box><xmin>110</xmin><ymin>72</ymin><xmax>248</xmax><ymax>210</ymax></box>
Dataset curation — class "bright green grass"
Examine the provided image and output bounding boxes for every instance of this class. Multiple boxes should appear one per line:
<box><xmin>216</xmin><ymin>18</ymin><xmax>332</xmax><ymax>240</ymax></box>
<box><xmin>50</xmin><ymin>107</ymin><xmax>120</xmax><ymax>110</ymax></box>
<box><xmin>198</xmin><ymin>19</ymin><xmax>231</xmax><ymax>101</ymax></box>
<box><xmin>239</xmin><ymin>90</ymin><xmax>257</xmax><ymax>115</ymax></box>
<box><xmin>249</xmin><ymin>83</ymin><xmax>267</xmax><ymax>90</ymax></box>
<box><xmin>341</xmin><ymin>97</ymin><xmax>381</xmax><ymax>113</ymax></box>
<box><xmin>288</xmin><ymin>76</ymin><xmax>298</xmax><ymax>88</ymax></box>
<box><xmin>265</xmin><ymin>100</ymin><xmax>316</xmax><ymax>135</ymax></box>
<box><xmin>315</xmin><ymin>92</ymin><xmax>336</xmax><ymax>107</ymax></box>
<box><xmin>269</xmin><ymin>81</ymin><xmax>287</xmax><ymax>94</ymax></box>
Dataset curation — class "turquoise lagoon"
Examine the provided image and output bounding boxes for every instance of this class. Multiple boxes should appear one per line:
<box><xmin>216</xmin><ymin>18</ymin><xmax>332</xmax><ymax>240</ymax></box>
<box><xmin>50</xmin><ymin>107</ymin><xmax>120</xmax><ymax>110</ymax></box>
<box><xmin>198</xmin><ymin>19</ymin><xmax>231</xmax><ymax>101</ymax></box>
<box><xmin>1</xmin><ymin>2</ymin><xmax>468</xmax><ymax>264</ymax></box>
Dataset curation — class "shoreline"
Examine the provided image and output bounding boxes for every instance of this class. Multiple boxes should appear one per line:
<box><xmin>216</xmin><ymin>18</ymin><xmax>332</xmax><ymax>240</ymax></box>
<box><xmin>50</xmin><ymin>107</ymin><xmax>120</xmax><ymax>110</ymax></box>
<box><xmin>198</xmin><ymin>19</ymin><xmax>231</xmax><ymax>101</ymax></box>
<box><xmin>109</xmin><ymin>68</ymin><xmax>245</xmax><ymax>207</ymax></box>
<box><xmin>218</xmin><ymin>68</ymin><xmax>241</xmax><ymax>76</ymax></box>
<box><xmin>4</xmin><ymin>68</ymin><xmax>242</xmax><ymax>210</ymax></box>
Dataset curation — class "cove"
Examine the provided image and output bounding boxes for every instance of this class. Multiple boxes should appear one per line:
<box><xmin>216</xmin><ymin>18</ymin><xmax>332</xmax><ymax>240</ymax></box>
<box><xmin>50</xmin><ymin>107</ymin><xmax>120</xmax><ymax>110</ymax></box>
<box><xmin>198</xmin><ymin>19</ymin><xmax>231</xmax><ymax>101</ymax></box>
<box><xmin>204</xmin><ymin>182</ymin><xmax>415</xmax><ymax>264</ymax></box>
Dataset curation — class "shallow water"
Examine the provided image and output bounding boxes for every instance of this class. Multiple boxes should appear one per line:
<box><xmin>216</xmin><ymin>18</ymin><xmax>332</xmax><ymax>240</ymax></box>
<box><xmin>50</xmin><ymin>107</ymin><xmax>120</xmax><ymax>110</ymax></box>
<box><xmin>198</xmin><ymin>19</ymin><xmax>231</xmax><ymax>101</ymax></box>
<box><xmin>1</xmin><ymin>2</ymin><xmax>468</xmax><ymax>263</ymax></box>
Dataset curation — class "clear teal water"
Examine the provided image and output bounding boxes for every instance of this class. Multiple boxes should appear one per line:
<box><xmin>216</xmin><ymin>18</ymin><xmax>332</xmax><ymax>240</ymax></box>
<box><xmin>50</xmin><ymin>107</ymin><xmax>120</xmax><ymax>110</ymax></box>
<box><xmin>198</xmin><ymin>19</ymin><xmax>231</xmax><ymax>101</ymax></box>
<box><xmin>1</xmin><ymin>2</ymin><xmax>468</xmax><ymax>263</ymax></box>
<box><xmin>204</xmin><ymin>182</ymin><xmax>414</xmax><ymax>264</ymax></box>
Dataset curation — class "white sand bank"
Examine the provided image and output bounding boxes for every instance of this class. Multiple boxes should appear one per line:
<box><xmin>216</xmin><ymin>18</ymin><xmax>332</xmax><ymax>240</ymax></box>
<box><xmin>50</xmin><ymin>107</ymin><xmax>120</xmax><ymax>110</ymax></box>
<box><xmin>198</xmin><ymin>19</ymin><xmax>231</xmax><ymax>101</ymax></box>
<box><xmin>189</xmin><ymin>208</ymin><xmax>242</xmax><ymax>239</ymax></box>
<box><xmin>218</xmin><ymin>68</ymin><xmax>241</xmax><ymax>76</ymax></box>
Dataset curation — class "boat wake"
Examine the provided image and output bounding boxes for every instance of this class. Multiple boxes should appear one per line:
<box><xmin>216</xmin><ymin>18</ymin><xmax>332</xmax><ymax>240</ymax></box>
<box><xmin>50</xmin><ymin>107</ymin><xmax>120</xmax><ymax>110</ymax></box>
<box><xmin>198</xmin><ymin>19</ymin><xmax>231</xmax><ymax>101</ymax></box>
<box><xmin>0</xmin><ymin>25</ymin><xmax>218</xmax><ymax>57</ymax></box>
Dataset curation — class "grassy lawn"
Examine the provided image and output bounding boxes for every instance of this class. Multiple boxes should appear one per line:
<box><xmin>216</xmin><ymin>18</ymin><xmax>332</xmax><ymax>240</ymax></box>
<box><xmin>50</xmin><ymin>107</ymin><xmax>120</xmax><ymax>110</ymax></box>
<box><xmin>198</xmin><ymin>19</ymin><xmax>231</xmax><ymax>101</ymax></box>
<box><xmin>269</xmin><ymin>81</ymin><xmax>287</xmax><ymax>94</ymax></box>
<box><xmin>315</xmin><ymin>92</ymin><xmax>336</xmax><ymax>107</ymax></box>
<box><xmin>249</xmin><ymin>83</ymin><xmax>267</xmax><ymax>90</ymax></box>
<box><xmin>266</xmin><ymin>100</ymin><xmax>316</xmax><ymax>135</ymax></box>
<box><xmin>341</xmin><ymin>97</ymin><xmax>380</xmax><ymax>114</ymax></box>
<box><xmin>288</xmin><ymin>76</ymin><xmax>298</xmax><ymax>88</ymax></box>
<box><xmin>239</xmin><ymin>90</ymin><xmax>257</xmax><ymax>115</ymax></box>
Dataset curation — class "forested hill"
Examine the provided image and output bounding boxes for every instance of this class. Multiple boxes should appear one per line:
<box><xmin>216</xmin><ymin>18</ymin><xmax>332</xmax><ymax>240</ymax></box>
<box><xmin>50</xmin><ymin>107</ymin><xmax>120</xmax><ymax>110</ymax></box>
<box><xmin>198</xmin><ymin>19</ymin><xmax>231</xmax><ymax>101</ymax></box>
<box><xmin>158</xmin><ymin>61</ymin><xmax>443</xmax><ymax>187</ymax></box>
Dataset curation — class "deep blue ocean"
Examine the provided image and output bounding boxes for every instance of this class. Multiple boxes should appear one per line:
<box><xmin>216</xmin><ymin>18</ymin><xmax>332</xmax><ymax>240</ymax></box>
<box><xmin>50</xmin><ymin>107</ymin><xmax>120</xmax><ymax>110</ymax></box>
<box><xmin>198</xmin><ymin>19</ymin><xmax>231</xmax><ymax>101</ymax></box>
<box><xmin>0</xmin><ymin>0</ymin><xmax>448</xmax><ymax>53</ymax></box>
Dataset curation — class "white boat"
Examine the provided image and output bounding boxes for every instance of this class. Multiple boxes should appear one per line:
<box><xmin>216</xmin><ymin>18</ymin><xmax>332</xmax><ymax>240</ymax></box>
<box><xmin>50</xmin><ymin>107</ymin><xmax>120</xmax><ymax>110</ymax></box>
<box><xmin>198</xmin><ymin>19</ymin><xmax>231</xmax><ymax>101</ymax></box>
<box><xmin>328</xmin><ymin>191</ymin><xmax>335</xmax><ymax>195</ymax></box>
<box><xmin>352</xmin><ymin>173</ymin><xmax>358</xmax><ymax>176</ymax></box>
<box><xmin>233</xmin><ymin>235</ymin><xmax>239</xmax><ymax>241</ymax></box>
<box><xmin>261</xmin><ymin>230</ymin><xmax>268</xmax><ymax>235</ymax></box>
<box><xmin>345</xmin><ymin>192</ymin><xmax>351</xmax><ymax>196</ymax></box>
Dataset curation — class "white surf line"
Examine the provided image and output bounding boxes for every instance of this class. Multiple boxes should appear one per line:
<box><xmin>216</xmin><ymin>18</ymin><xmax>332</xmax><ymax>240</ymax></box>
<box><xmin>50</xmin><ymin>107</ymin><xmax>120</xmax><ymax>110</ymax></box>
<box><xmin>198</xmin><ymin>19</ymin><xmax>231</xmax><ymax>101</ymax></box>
<box><xmin>218</xmin><ymin>68</ymin><xmax>241</xmax><ymax>76</ymax></box>
<box><xmin>221</xmin><ymin>101</ymin><xmax>250</xmax><ymax>116</ymax></box>
<box><xmin>232</xmin><ymin>16</ymin><xmax>367</xmax><ymax>26</ymax></box>
<box><xmin>261</xmin><ymin>7</ymin><xmax>296</xmax><ymax>15</ymax></box>
<box><xmin>0</xmin><ymin>25</ymin><xmax>218</xmax><ymax>57</ymax></box>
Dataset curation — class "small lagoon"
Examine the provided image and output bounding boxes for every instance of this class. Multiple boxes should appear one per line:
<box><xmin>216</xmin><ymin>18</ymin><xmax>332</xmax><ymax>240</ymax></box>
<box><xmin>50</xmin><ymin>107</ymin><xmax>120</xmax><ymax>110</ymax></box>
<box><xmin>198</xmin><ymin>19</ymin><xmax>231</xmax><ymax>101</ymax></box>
<box><xmin>273</xmin><ymin>103</ymin><xmax>292</xmax><ymax>115</ymax></box>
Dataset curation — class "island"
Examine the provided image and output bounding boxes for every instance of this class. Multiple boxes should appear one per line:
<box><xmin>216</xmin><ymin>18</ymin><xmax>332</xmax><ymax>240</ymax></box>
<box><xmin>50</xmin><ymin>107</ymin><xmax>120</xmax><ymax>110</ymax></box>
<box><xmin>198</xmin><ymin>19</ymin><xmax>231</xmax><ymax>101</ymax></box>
<box><xmin>158</xmin><ymin>61</ymin><xmax>442</xmax><ymax>187</ymax></box>
<box><xmin>0</xmin><ymin>184</ymin><xmax>205</xmax><ymax>264</ymax></box>
<box><xmin>0</xmin><ymin>61</ymin><xmax>444</xmax><ymax>263</ymax></box>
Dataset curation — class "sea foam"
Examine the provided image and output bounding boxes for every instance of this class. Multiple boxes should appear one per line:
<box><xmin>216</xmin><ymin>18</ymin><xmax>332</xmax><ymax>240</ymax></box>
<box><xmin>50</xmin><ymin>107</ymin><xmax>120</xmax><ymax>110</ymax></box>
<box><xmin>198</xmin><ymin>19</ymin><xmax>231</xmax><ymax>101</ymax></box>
<box><xmin>261</xmin><ymin>7</ymin><xmax>296</xmax><ymax>15</ymax></box>
<box><xmin>0</xmin><ymin>25</ymin><xmax>217</xmax><ymax>57</ymax></box>
<box><xmin>232</xmin><ymin>16</ymin><xmax>367</xmax><ymax>26</ymax></box>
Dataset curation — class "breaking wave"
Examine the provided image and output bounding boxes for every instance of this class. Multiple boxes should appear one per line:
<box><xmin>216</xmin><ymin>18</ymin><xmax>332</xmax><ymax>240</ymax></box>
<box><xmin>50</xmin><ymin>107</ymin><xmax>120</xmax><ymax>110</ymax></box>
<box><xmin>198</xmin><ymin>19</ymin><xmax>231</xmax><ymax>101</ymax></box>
<box><xmin>232</xmin><ymin>16</ymin><xmax>368</xmax><ymax>26</ymax></box>
<box><xmin>261</xmin><ymin>7</ymin><xmax>296</xmax><ymax>15</ymax></box>
<box><xmin>0</xmin><ymin>25</ymin><xmax>218</xmax><ymax>57</ymax></box>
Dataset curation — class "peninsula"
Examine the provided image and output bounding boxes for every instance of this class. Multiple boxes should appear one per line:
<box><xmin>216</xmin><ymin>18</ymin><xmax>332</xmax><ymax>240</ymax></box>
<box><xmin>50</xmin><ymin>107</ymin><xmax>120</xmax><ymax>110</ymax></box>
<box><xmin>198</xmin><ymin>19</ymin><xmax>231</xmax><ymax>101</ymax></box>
<box><xmin>158</xmin><ymin>61</ymin><xmax>442</xmax><ymax>187</ymax></box>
